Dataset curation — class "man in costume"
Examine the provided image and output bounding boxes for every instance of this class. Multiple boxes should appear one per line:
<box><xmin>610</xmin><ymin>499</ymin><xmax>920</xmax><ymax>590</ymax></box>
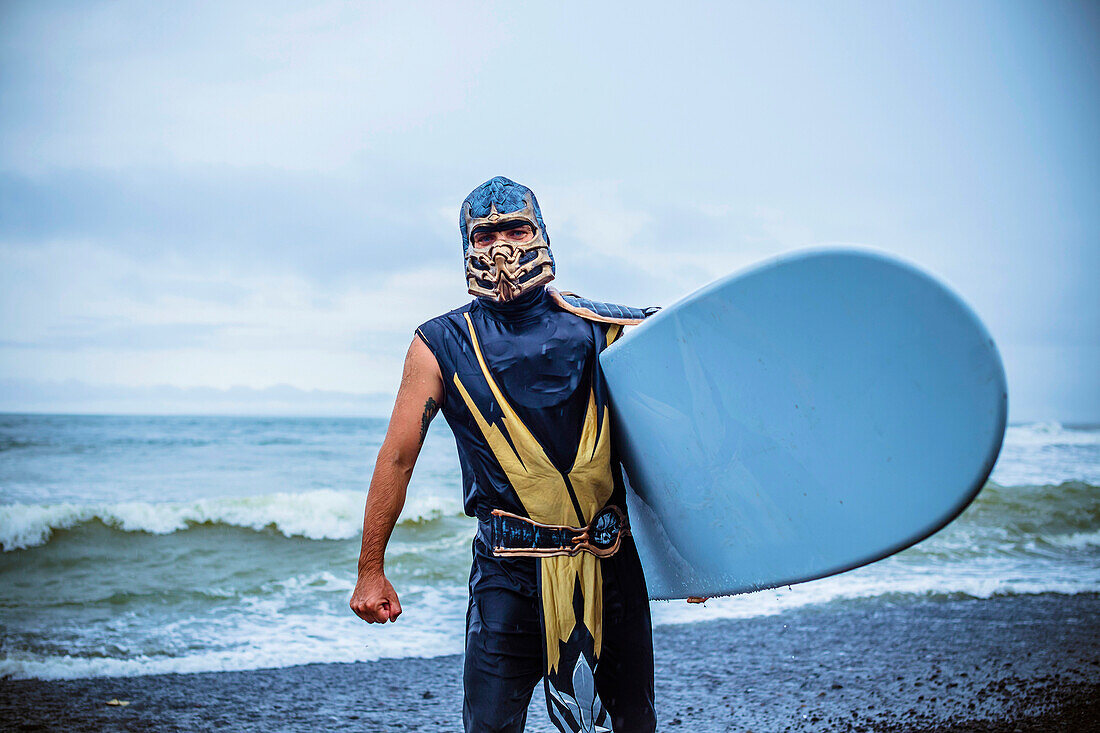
<box><xmin>350</xmin><ymin>176</ymin><xmax>658</xmax><ymax>732</ymax></box>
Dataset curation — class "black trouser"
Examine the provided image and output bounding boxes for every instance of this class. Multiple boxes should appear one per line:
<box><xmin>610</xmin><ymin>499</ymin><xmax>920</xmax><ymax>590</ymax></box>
<box><xmin>462</xmin><ymin>535</ymin><xmax>656</xmax><ymax>732</ymax></box>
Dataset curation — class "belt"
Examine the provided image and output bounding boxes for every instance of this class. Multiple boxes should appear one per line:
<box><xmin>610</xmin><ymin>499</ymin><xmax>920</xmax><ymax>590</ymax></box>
<box><xmin>489</xmin><ymin>505</ymin><xmax>630</xmax><ymax>558</ymax></box>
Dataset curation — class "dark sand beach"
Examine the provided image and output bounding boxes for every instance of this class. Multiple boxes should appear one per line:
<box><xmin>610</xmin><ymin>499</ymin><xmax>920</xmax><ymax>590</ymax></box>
<box><xmin>3</xmin><ymin>593</ymin><xmax>1097</xmax><ymax>732</ymax></box>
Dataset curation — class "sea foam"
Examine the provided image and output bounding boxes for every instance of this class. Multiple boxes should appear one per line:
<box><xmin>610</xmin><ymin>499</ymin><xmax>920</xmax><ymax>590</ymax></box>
<box><xmin>0</xmin><ymin>490</ymin><xmax>464</xmax><ymax>551</ymax></box>
<box><xmin>1004</xmin><ymin>421</ymin><xmax>1100</xmax><ymax>447</ymax></box>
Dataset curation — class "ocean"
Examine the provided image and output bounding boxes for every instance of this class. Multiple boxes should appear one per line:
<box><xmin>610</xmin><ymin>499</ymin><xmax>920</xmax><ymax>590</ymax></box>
<box><xmin>1</xmin><ymin>414</ymin><xmax>1097</xmax><ymax>681</ymax></box>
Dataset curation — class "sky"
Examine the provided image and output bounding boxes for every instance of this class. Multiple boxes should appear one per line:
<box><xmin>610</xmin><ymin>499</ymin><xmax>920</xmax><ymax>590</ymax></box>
<box><xmin>0</xmin><ymin>0</ymin><xmax>1097</xmax><ymax>421</ymax></box>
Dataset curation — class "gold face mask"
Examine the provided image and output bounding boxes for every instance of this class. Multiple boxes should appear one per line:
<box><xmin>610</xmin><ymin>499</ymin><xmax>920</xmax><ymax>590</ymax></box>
<box><xmin>463</xmin><ymin>193</ymin><xmax>555</xmax><ymax>301</ymax></box>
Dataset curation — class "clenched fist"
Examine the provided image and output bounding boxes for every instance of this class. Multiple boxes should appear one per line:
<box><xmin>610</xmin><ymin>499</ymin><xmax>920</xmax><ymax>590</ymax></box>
<box><xmin>350</xmin><ymin>572</ymin><xmax>402</xmax><ymax>623</ymax></box>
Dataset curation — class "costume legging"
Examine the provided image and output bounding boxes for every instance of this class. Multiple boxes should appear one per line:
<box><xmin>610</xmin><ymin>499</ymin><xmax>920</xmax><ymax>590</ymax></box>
<box><xmin>461</xmin><ymin>537</ymin><xmax>656</xmax><ymax>732</ymax></box>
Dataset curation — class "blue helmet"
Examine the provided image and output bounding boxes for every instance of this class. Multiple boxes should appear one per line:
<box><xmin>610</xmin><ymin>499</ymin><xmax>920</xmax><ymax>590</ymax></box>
<box><xmin>460</xmin><ymin>176</ymin><xmax>556</xmax><ymax>300</ymax></box>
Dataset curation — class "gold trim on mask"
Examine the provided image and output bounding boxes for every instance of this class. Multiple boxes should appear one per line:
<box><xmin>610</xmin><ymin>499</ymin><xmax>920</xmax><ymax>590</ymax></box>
<box><xmin>464</xmin><ymin>194</ymin><xmax>555</xmax><ymax>301</ymax></box>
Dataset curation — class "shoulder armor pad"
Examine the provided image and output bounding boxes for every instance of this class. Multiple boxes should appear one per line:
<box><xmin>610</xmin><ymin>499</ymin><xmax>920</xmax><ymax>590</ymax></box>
<box><xmin>548</xmin><ymin>287</ymin><xmax>660</xmax><ymax>325</ymax></box>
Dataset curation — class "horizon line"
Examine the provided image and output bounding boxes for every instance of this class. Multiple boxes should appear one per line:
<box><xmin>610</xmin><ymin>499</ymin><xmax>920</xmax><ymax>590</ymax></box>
<box><xmin>0</xmin><ymin>410</ymin><xmax>1095</xmax><ymax>429</ymax></box>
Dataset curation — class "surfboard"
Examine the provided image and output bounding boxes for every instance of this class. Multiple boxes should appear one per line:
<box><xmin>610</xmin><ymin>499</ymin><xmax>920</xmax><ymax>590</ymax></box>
<box><xmin>600</xmin><ymin>249</ymin><xmax>1007</xmax><ymax>600</ymax></box>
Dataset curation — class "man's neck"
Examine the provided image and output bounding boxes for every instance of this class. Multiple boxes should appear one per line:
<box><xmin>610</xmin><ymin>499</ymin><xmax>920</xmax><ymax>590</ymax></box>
<box><xmin>474</xmin><ymin>285</ymin><xmax>550</xmax><ymax>321</ymax></box>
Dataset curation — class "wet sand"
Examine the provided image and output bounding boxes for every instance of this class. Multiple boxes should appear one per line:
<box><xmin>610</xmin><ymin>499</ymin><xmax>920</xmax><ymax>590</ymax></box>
<box><xmin>2</xmin><ymin>593</ymin><xmax>1097</xmax><ymax>732</ymax></box>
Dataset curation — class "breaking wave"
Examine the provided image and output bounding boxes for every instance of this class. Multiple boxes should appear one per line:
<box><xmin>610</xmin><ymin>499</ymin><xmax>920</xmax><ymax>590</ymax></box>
<box><xmin>0</xmin><ymin>490</ymin><xmax>466</xmax><ymax>551</ymax></box>
<box><xmin>1003</xmin><ymin>420</ymin><xmax>1100</xmax><ymax>447</ymax></box>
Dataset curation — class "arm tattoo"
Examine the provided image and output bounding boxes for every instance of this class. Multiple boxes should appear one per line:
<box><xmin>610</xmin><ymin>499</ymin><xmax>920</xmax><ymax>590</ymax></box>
<box><xmin>418</xmin><ymin>397</ymin><xmax>440</xmax><ymax>446</ymax></box>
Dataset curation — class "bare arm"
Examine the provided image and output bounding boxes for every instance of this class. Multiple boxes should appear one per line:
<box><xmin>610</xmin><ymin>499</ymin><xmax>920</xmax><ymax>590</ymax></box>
<box><xmin>349</xmin><ymin>335</ymin><xmax>444</xmax><ymax>623</ymax></box>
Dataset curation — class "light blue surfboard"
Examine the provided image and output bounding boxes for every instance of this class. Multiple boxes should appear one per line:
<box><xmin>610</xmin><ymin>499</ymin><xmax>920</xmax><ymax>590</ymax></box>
<box><xmin>600</xmin><ymin>249</ymin><xmax>1007</xmax><ymax>600</ymax></box>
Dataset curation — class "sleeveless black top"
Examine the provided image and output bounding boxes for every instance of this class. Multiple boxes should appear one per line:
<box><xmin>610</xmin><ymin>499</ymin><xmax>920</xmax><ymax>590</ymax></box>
<box><xmin>416</xmin><ymin>285</ymin><xmax>634</xmax><ymax>678</ymax></box>
<box><xmin>415</xmin><ymin>286</ymin><xmax>627</xmax><ymax>528</ymax></box>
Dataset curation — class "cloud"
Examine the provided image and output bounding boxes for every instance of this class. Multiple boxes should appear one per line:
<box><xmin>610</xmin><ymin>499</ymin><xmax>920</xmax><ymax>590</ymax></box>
<box><xmin>0</xmin><ymin>1</ymin><xmax>1097</xmax><ymax>419</ymax></box>
<box><xmin>0</xmin><ymin>322</ymin><xmax>231</xmax><ymax>351</ymax></box>
<box><xmin>0</xmin><ymin>378</ymin><xmax>394</xmax><ymax>417</ymax></box>
<box><xmin>0</xmin><ymin>1</ymin><xmax>511</xmax><ymax>174</ymax></box>
<box><xmin>0</xmin><ymin>168</ymin><xmax>458</xmax><ymax>285</ymax></box>
<box><xmin>0</xmin><ymin>238</ymin><xmax>466</xmax><ymax>393</ymax></box>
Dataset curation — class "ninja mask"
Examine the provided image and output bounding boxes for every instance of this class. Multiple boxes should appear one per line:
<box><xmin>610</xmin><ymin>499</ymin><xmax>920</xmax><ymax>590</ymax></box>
<box><xmin>460</xmin><ymin>176</ymin><xmax>556</xmax><ymax>301</ymax></box>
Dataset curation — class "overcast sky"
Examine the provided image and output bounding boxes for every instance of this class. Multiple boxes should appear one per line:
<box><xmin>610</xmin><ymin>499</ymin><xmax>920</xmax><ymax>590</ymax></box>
<box><xmin>0</xmin><ymin>0</ymin><xmax>1097</xmax><ymax>421</ymax></box>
